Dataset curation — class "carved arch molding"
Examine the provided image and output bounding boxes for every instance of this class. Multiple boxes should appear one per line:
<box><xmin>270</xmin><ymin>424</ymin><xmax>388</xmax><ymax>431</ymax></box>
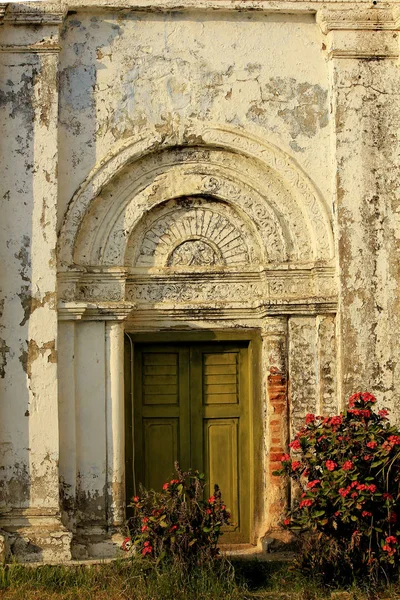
<box><xmin>58</xmin><ymin>126</ymin><xmax>337</xmax><ymax>319</ymax></box>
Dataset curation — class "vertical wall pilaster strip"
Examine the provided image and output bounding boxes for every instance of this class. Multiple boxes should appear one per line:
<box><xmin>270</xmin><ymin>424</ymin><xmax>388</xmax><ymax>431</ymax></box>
<box><xmin>105</xmin><ymin>321</ymin><xmax>126</xmax><ymax>531</ymax></box>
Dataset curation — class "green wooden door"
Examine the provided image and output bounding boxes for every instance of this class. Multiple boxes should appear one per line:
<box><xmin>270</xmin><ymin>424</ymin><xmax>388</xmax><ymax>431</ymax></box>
<box><xmin>132</xmin><ymin>341</ymin><xmax>250</xmax><ymax>543</ymax></box>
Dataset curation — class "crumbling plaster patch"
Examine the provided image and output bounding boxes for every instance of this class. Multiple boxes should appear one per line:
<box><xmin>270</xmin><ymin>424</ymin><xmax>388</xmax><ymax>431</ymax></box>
<box><xmin>57</xmin><ymin>11</ymin><xmax>331</xmax><ymax>228</ymax></box>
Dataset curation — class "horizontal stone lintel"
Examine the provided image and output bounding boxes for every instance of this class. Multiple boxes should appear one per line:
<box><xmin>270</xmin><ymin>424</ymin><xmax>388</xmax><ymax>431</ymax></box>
<box><xmin>1</xmin><ymin>2</ymin><xmax>399</xmax><ymax>29</ymax></box>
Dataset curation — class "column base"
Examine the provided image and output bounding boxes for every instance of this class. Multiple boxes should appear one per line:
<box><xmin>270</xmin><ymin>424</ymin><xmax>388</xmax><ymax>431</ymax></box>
<box><xmin>71</xmin><ymin>526</ymin><xmax>128</xmax><ymax>560</ymax></box>
<box><xmin>0</xmin><ymin>510</ymin><xmax>72</xmax><ymax>563</ymax></box>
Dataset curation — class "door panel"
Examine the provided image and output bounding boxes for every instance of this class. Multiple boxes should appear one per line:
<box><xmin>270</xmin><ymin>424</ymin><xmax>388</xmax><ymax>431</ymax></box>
<box><xmin>144</xmin><ymin>419</ymin><xmax>179</xmax><ymax>490</ymax></box>
<box><xmin>204</xmin><ymin>418</ymin><xmax>239</xmax><ymax>534</ymax></box>
<box><xmin>132</xmin><ymin>341</ymin><xmax>251</xmax><ymax>544</ymax></box>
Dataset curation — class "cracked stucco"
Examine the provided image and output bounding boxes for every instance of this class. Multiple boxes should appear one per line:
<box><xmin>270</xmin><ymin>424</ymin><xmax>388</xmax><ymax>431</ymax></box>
<box><xmin>1</xmin><ymin>2</ymin><xmax>400</xmax><ymax>563</ymax></box>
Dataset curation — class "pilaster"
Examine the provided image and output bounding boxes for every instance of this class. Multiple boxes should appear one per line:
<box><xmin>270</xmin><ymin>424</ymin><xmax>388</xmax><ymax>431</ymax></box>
<box><xmin>317</xmin><ymin>6</ymin><xmax>400</xmax><ymax>408</ymax></box>
<box><xmin>262</xmin><ymin>318</ymin><xmax>289</xmax><ymax>532</ymax></box>
<box><xmin>0</xmin><ymin>3</ymin><xmax>70</xmax><ymax>561</ymax></box>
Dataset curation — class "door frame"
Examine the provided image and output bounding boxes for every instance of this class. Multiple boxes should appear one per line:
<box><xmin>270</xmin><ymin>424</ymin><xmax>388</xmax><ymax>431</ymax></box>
<box><xmin>124</xmin><ymin>329</ymin><xmax>262</xmax><ymax>546</ymax></box>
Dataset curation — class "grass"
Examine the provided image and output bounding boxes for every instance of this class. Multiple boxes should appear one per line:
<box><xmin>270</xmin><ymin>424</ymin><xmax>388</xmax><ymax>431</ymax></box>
<box><xmin>0</xmin><ymin>558</ymin><xmax>400</xmax><ymax>600</ymax></box>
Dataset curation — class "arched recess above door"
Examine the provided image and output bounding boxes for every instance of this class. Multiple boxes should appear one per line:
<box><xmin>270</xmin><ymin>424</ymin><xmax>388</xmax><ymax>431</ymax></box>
<box><xmin>59</xmin><ymin>124</ymin><xmax>334</xmax><ymax>270</ymax></box>
<box><xmin>57</xmin><ymin>125</ymin><xmax>337</xmax><ymax>315</ymax></box>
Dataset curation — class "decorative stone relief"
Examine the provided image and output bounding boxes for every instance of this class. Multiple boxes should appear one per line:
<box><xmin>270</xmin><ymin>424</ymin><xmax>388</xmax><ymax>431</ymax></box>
<box><xmin>129</xmin><ymin>197</ymin><xmax>256</xmax><ymax>268</ymax></box>
<box><xmin>59</xmin><ymin>125</ymin><xmax>334</xmax><ymax>270</ymax></box>
<box><xmin>168</xmin><ymin>239</ymin><xmax>221</xmax><ymax>267</ymax></box>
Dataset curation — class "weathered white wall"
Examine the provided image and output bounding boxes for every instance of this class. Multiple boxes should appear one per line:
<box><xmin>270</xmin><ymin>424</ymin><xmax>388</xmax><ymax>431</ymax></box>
<box><xmin>0</xmin><ymin>0</ymin><xmax>399</xmax><ymax>562</ymax></box>
<box><xmin>57</xmin><ymin>11</ymin><xmax>332</xmax><ymax>226</ymax></box>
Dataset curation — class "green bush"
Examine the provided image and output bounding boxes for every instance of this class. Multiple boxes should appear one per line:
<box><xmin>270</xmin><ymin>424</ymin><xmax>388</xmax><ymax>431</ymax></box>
<box><xmin>126</xmin><ymin>463</ymin><xmax>231</xmax><ymax>565</ymax></box>
<box><xmin>275</xmin><ymin>392</ymin><xmax>400</xmax><ymax>582</ymax></box>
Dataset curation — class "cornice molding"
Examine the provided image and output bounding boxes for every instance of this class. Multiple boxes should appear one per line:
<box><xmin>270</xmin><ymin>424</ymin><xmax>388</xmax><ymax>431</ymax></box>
<box><xmin>317</xmin><ymin>7</ymin><xmax>400</xmax><ymax>58</ymax></box>
<box><xmin>58</xmin><ymin>301</ymin><xmax>136</xmax><ymax>321</ymax></box>
<box><xmin>317</xmin><ymin>7</ymin><xmax>397</xmax><ymax>33</ymax></box>
<box><xmin>61</xmin><ymin>0</ymin><xmax>399</xmax><ymax>11</ymax></box>
<box><xmin>3</xmin><ymin>3</ymin><xmax>67</xmax><ymax>25</ymax></box>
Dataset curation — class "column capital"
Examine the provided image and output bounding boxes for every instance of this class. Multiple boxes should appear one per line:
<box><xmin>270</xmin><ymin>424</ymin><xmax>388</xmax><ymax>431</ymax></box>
<box><xmin>0</xmin><ymin>3</ymin><xmax>67</xmax><ymax>54</ymax></box>
<box><xmin>58</xmin><ymin>301</ymin><xmax>136</xmax><ymax>322</ymax></box>
<box><xmin>3</xmin><ymin>2</ymin><xmax>67</xmax><ymax>26</ymax></box>
<box><xmin>317</xmin><ymin>6</ymin><xmax>399</xmax><ymax>59</ymax></box>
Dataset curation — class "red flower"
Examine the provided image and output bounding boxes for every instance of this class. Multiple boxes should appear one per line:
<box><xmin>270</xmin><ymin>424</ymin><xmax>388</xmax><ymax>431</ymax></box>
<box><xmin>325</xmin><ymin>460</ymin><xmax>337</xmax><ymax>471</ymax></box>
<box><xmin>142</xmin><ymin>517</ymin><xmax>149</xmax><ymax>523</ymax></box>
<box><xmin>351</xmin><ymin>492</ymin><xmax>358</xmax><ymax>498</ymax></box>
<box><xmin>349</xmin><ymin>392</ymin><xmax>362</xmax><ymax>408</ymax></box>
<box><xmin>368</xmin><ymin>484</ymin><xmax>377</xmax><ymax>493</ymax></box>
<box><xmin>362</xmin><ymin>511</ymin><xmax>372</xmax><ymax>517</ymax></box>
<box><xmin>307</xmin><ymin>479</ymin><xmax>321</xmax><ymax>489</ymax></box>
<box><xmin>291</xmin><ymin>461</ymin><xmax>301</xmax><ymax>471</ymax></box>
<box><xmin>333</xmin><ymin>511</ymin><xmax>341</xmax><ymax>517</ymax></box>
<box><xmin>281</xmin><ymin>454</ymin><xmax>290</xmax><ymax>462</ymax></box>
<box><xmin>208</xmin><ymin>496</ymin><xmax>216</xmax><ymax>504</ymax></box>
<box><xmin>299</xmin><ymin>499</ymin><xmax>314</xmax><ymax>508</ymax></box>
<box><xmin>348</xmin><ymin>409</ymin><xmax>371</xmax><ymax>419</ymax></box>
<box><xmin>330</xmin><ymin>416</ymin><xmax>342</xmax><ymax>427</ymax></box>
<box><xmin>206</xmin><ymin>508</ymin><xmax>212</xmax><ymax>515</ymax></box>
<box><xmin>363</xmin><ymin>455</ymin><xmax>373</xmax><ymax>461</ymax></box>
<box><xmin>386</xmin><ymin>536</ymin><xmax>397</xmax><ymax>545</ymax></box>
<box><xmin>283</xmin><ymin>518</ymin><xmax>291</xmax><ymax>526</ymax></box>
<box><xmin>383</xmin><ymin>544</ymin><xmax>396</xmax><ymax>556</ymax></box>
<box><xmin>170</xmin><ymin>479</ymin><xmax>180</xmax><ymax>485</ymax></box>
<box><xmin>141</xmin><ymin>525</ymin><xmax>148</xmax><ymax>532</ymax></box>
<box><xmin>379</xmin><ymin>409</ymin><xmax>389</xmax><ymax>418</ymax></box>
<box><xmin>357</xmin><ymin>483</ymin><xmax>368</xmax><ymax>491</ymax></box>
<box><xmin>121</xmin><ymin>537</ymin><xmax>132</xmax><ymax>552</ymax></box>
<box><xmin>388</xmin><ymin>435</ymin><xmax>400</xmax><ymax>446</ymax></box>
<box><xmin>305</xmin><ymin>413</ymin><xmax>315</xmax><ymax>424</ymax></box>
<box><xmin>289</xmin><ymin>439</ymin><xmax>301</xmax><ymax>451</ymax></box>
<box><xmin>339</xmin><ymin>487</ymin><xmax>349</xmax><ymax>497</ymax></box>
<box><xmin>163</xmin><ymin>483</ymin><xmax>169</xmax><ymax>490</ymax></box>
<box><xmin>389</xmin><ymin>512</ymin><xmax>397</xmax><ymax>523</ymax></box>
<box><xmin>170</xmin><ymin>525</ymin><xmax>178</xmax><ymax>532</ymax></box>
<box><xmin>348</xmin><ymin>392</ymin><xmax>376</xmax><ymax>408</ymax></box>
<box><xmin>366</xmin><ymin>441</ymin><xmax>378</xmax><ymax>449</ymax></box>
<box><xmin>362</xmin><ymin>392</ymin><xmax>377</xmax><ymax>404</ymax></box>
<box><xmin>142</xmin><ymin>545</ymin><xmax>153</xmax><ymax>556</ymax></box>
<box><xmin>133</xmin><ymin>496</ymin><xmax>139</xmax><ymax>503</ymax></box>
<box><xmin>383</xmin><ymin>493</ymin><xmax>393</xmax><ymax>501</ymax></box>
<box><xmin>342</xmin><ymin>461</ymin><xmax>354</xmax><ymax>471</ymax></box>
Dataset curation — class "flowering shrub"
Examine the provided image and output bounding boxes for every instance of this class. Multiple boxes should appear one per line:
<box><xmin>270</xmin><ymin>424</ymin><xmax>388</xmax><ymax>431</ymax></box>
<box><xmin>274</xmin><ymin>392</ymin><xmax>400</xmax><ymax>581</ymax></box>
<box><xmin>126</xmin><ymin>463</ymin><xmax>231</xmax><ymax>564</ymax></box>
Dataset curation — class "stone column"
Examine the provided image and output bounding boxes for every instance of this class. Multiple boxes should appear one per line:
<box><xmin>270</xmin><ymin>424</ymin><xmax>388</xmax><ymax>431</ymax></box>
<box><xmin>0</xmin><ymin>4</ymin><xmax>70</xmax><ymax>561</ymax></box>
<box><xmin>58</xmin><ymin>303</ymin><xmax>133</xmax><ymax>558</ymax></box>
<box><xmin>317</xmin><ymin>7</ymin><xmax>400</xmax><ymax>414</ymax></box>
<box><xmin>262</xmin><ymin>317</ymin><xmax>289</xmax><ymax>533</ymax></box>
<box><xmin>105</xmin><ymin>321</ymin><xmax>126</xmax><ymax>536</ymax></box>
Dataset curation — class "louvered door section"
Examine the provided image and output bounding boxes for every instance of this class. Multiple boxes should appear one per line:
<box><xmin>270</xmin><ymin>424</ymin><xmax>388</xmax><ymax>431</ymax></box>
<box><xmin>133</xmin><ymin>345</ymin><xmax>190</xmax><ymax>492</ymax></box>
<box><xmin>191</xmin><ymin>343</ymin><xmax>250</xmax><ymax>544</ymax></box>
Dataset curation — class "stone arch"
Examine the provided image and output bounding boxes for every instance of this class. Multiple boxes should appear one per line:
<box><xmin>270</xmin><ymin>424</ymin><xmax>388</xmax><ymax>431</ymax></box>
<box><xmin>127</xmin><ymin>196</ymin><xmax>263</xmax><ymax>269</ymax></box>
<box><xmin>58</xmin><ymin>123</ymin><xmax>334</xmax><ymax>271</ymax></box>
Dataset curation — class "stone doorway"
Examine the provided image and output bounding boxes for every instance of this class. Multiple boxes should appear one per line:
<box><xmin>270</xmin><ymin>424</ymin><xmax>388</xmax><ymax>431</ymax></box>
<box><xmin>57</xmin><ymin>127</ymin><xmax>337</xmax><ymax>557</ymax></box>
<box><xmin>125</xmin><ymin>332</ymin><xmax>262</xmax><ymax>545</ymax></box>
